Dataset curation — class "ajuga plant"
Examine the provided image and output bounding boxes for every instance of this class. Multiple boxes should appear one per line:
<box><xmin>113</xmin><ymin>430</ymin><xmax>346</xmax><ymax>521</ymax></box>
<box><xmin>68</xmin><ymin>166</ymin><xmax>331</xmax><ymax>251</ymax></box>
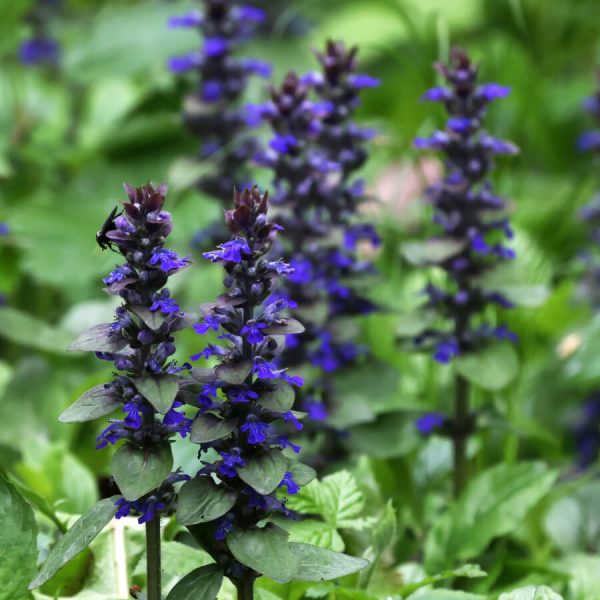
<box><xmin>573</xmin><ymin>72</ymin><xmax>600</xmax><ymax>468</ymax></box>
<box><xmin>38</xmin><ymin>184</ymin><xmax>193</xmax><ymax>600</ymax></box>
<box><xmin>251</xmin><ymin>43</ymin><xmax>380</xmax><ymax>457</ymax></box>
<box><xmin>168</xmin><ymin>1</ymin><xmax>270</xmax><ymax>246</ymax></box>
<box><xmin>20</xmin><ymin>0</ymin><xmax>61</xmax><ymax>67</ymax></box>
<box><xmin>175</xmin><ymin>187</ymin><xmax>368</xmax><ymax>599</ymax></box>
<box><xmin>410</xmin><ymin>48</ymin><xmax>519</xmax><ymax>496</ymax></box>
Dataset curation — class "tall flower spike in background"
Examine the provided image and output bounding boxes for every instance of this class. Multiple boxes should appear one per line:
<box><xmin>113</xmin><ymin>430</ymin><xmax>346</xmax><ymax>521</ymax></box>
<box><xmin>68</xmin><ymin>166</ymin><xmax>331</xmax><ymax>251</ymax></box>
<box><xmin>61</xmin><ymin>184</ymin><xmax>193</xmax><ymax>600</ymax></box>
<box><xmin>174</xmin><ymin>187</ymin><xmax>367</xmax><ymax>599</ymax></box>
<box><xmin>410</xmin><ymin>48</ymin><xmax>519</xmax><ymax>496</ymax></box>
<box><xmin>20</xmin><ymin>0</ymin><xmax>62</xmax><ymax>67</ymax></box>
<box><xmin>169</xmin><ymin>0</ymin><xmax>271</xmax><ymax>246</ymax></box>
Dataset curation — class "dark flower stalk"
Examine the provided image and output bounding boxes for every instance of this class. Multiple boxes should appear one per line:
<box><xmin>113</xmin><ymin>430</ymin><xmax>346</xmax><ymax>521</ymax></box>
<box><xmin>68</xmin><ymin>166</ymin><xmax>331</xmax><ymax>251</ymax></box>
<box><xmin>413</xmin><ymin>48</ymin><xmax>518</xmax><ymax>496</ymax></box>
<box><xmin>181</xmin><ymin>187</ymin><xmax>311</xmax><ymax>596</ymax></box>
<box><xmin>20</xmin><ymin>0</ymin><xmax>61</xmax><ymax>67</ymax></box>
<box><xmin>64</xmin><ymin>183</ymin><xmax>192</xmax><ymax>599</ymax></box>
<box><xmin>573</xmin><ymin>71</ymin><xmax>600</xmax><ymax>468</ymax></box>
<box><xmin>168</xmin><ymin>1</ymin><xmax>271</xmax><ymax>246</ymax></box>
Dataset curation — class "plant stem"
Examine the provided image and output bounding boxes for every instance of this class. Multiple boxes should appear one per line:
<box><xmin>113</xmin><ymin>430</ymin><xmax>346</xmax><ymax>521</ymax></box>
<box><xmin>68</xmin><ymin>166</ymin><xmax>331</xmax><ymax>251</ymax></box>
<box><xmin>236</xmin><ymin>576</ymin><xmax>255</xmax><ymax>600</ymax></box>
<box><xmin>146</xmin><ymin>517</ymin><xmax>162</xmax><ymax>600</ymax></box>
<box><xmin>453</xmin><ymin>372</ymin><xmax>469</xmax><ymax>499</ymax></box>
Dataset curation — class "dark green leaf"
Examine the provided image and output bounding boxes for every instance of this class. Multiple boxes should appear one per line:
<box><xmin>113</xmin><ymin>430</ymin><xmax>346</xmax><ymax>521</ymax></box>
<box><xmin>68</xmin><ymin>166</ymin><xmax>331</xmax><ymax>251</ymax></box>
<box><xmin>29</xmin><ymin>496</ymin><xmax>119</xmax><ymax>589</ymax></box>
<box><xmin>215</xmin><ymin>360</ymin><xmax>253</xmax><ymax>385</ymax></box>
<box><xmin>135</xmin><ymin>374</ymin><xmax>179</xmax><ymax>414</ymax></box>
<box><xmin>258</xmin><ymin>383</ymin><xmax>295</xmax><ymax>412</ymax></box>
<box><xmin>190</xmin><ymin>367</ymin><xmax>218</xmax><ymax>383</ymax></box>
<box><xmin>59</xmin><ymin>384</ymin><xmax>121</xmax><ymax>423</ymax></box>
<box><xmin>288</xmin><ymin>543</ymin><xmax>369</xmax><ymax>581</ymax></box>
<box><xmin>227</xmin><ymin>525</ymin><xmax>300</xmax><ymax>583</ymax></box>
<box><xmin>68</xmin><ymin>323</ymin><xmax>127</xmax><ymax>353</ymax></box>
<box><xmin>166</xmin><ymin>564</ymin><xmax>223</xmax><ymax>600</ymax></box>
<box><xmin>238</xmin><ymin>449</ymin><xmax>287</xmax><ymax>495</ymax></box>
<box><xmin>402</xmin><ymin>239</ymin><xmax>467</xmax><ymax>266</ymax></box>
<box><xmin>177</xmin><ymin>477</ymin><xmax>238</xmax><ymax>526</ymax></box>
<box><xmin>288</xmin><ymin>461</ymin><xmax>317</xmax><ymax>486</ymax></box>
<box><xmin>112</xmin><ymin>443</ymin><xmax>173</xmax><ymax>501</ymax></box>
<box><xmin>131</xmin><ymin>306</ymin><xmax>166</xmax><ymax>330</ymax></box>
<box><xmin>456</xmin><ymin>343</ymin><xmax>519</xmax><ymax>391</ymax></box>
<box><xmin>263</xmin><ymin>318</ymin><xmax>305</xmax><ymax>335</ymax></box>
<box><xmin>0</xmin><ymin>478</ymin><xmax>38</xmax><ymax>599</ymax></box>
<box><xmin>191</xmin><ymin>413</ymin><xmax>236</xmax><ymax>444</ymax></box>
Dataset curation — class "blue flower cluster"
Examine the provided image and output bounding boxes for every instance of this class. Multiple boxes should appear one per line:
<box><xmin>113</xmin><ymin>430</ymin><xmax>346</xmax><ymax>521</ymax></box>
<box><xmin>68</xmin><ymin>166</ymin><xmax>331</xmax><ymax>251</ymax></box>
<box><xmin>413</xmin><ymin>48</ymin><xmax>519</xmax><ymax>365</ymax></box>
<box><xmin>252</xmin><ymin>42</ymin><xmax>380</xmax><ymax>424</ymax></box>
<box><xmin>186</xmin><ymin>187</ymin><xmax>306</xmax><ymax>543</ymax></box>
<box><xmin>169</xmin><ymin>1</ymin><xmax>270</xmax><ymax>211</ymax></box>
<box><xmin>94</xmin><ymin>184</ymin><xmax>192</xmax><ymax>521</ymax></box>
<box><xmin>20</xmin><ymin>0</ymin><xmax>61</xmax><ymax>67</ymax></box>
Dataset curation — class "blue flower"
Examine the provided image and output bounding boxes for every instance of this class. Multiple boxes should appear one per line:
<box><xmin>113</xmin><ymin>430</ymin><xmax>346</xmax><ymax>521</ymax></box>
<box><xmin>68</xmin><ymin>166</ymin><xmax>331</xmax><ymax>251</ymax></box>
<box><xmin>168</xmin><ymin>11</ymin><xmax>203</xmax><ymax>28</ymax></box>
<box><xmin>168</xmin><ymin>53</ymin><xmax>202</xmax><ymax>73</ymax></box>
<box><xmin>194</xmin><ymin>314</ymin><xmax>225</xmax><ymax>335</ymax></box>
<box><xmin>150</xmin><ymin>248</ymin><xmax>190</xmax><ymax>272</ymax></box>
<box><xmin>415</xmin><ymin>412</ymin><xmax>445</xmax><ymax>434</ymax></box>
<box><xmin>433</xmin><ymin>339</ymin><xmax>460</xmax><ymax>364</ymax></box>
<box><xmin>218</xmin><ymin>450</ymin><xmax>246</xmax><ymax>477</ymax></box>
<box><xmin>270</xmin><ymin>134</ymin><xmax>298</xmax><ymax>154</ymax></box>
<box><xmin>203</xmin><ymin>239</ymin><xmax>251</xmax><ymax>263</ymax></box>
<box><xmin>214</xmin><ymin>514</ymin><xmax>235</xmax><ymax>541</ymax></box>
<box><xmin>103</xmin><ymin>265</ymin><xmax>133</xmax><ymax>285</ymax></box>
<box><xmin>278</xmin><ymin>471</ymin><xmax>300</xmax><ymax>495</ymax></box>
<box><xmin>348</xmin><ymin>74</ymin><xmax>381</xmax><ymax>89</ymax></box>
<box><xmin>203</xmin><ymin>37</ymin><xmax>228</xmax><ymax>57</ymax></box>
<box><xmin>235</xmin><ymin>5</ymin><xmax>266</xmax><ymax>22</ymax></box>
<box><xmin>20</xmin><ymin>38</ymin><xmax>60</xmax><ymax>66</ymax></box>
<box><xmin>476</xmin><ymin>83</ymin><xmax>511</xmax><ymax>102</ymax></box>
<box><xmin>282</xmin><ymin>411</ymin><xmax>303</xmax><ymax>431</ymax></box>
<box><xmin>150</xmin><ymin>297</ymin><xmax>180</xmax><ymax>314</ymax></box>
<box><xmin>240</xmin><ymin>321</ymin><xmax>267</xmax><ymax>344</ymax></box>
<box><xmin>421</xmin><ymin>86</ymin><xmax>451</xmax><ymax>102</ymax></box>
<box><xmin>240</xmin><ymin>415</ymin><xmax>269</xmax><ymax>444</ymax></box>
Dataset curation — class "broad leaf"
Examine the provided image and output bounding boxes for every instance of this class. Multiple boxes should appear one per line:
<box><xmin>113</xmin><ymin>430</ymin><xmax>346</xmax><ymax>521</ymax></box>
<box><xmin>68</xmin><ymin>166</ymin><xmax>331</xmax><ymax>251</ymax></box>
<box><xmin>135</xmin><ymin>374</ymin><xmax>178</xmax><ymax>414</ymax></box>
<box><xmin>289</xmin><ymin>520</ymin><xmax>344</xmax><ymax>552</ymax></box>
<box><xmin>424</xmin><ymin>462</ymin><xmax>558</xmax><ymax>572</ymax></box>
<box><xmin>0</xmin><ymin>478</ymin><xmax>38</xmax><ymax>600</ymax></box>
<box><xmin>396</xmin><ymin>311</ymin><xmax>436</xmax><ymax>337</ymax></box>
<box><xmin>177</xmin><ymin>477</ymin><xmax>237</xmax><ymax>526</ymax></box>
<box><xmin>238</xmin><ymin>449</ymin><xmax>287</xmax><ymax>495</ymax></box>
<box><xmin>289</xmin><ymin>543</ymin><xmax>369</xmax><ymax>581</ymax></box>
<box><xmin>227</xmin><ymin>525</ymin><xmax>300</xmax><ymax>583</ymax></box>
<box><xmin>215</xmin><ymin>360</ymin><xmax>253</xmax><ymax>385</ymax></box>
<box><xmin>112</xmin><ymin>443</ymin><xmax>173</xmax><ymax>501</ymax></box>
<box><xmin>263</xmin><ymin>318</ymin><xmax>305</xmax><ymax>335</ymax></box>
<box><xmin>258</xmin><ymin>383</ymin><xmax>295</xmax><ymax>412</ymax></box>
<box><xmin>59</xmin><ymin>384</ymin><xmax>121</xmax><ymax>423</ymax></box>
<box><xmin>288</xmin><ymin>461</ymin><xmax>317</xmax><ymax>486</ymax></box>
<box><xmin>190</xmin><ymin>367</ymin><xmax>218</xmax><ymax>383</ymax></box>
<box><xmin>402</xmin><ymin>239</ymin><xmax>466</xmax><ymax>266</ymax></box>
<box><xmin>408</xmin><ymin>592</ymin><xmax>485</xmax><ymax>600</ymax></box>
<box><xmin>166</xmin><ymin>564</ymin><xmax>223</xmax><ymax>600</ymax></box>
<box><xmin>131</xmin><ymin>306</ymin><xmax>166</xmax><ymax>330</ymax></box>
<box><xmin>191</xmin><ymin>413</ymin><xmax>236</xmax><ymax>444</ymax></box>
<box><xmin>455</xmin><ymin>343</ymin><xmax>519</xmax><ymax>391</ymax></box>
<box><xmin>29</xmin><ymin>496</ymin><xmax>119</xmax><ymax>589</ymax></box>
<box><xmin>498</xmin><ymin>587</ymin><xmax>564</xmax><ymax>600</ymax></box>
<box><xmin>399</xmin><ymin>564</ymin><xmax>487</xmax><ymax>597</ymax></box>
<box><xmin>68</xmin><ymin>323</ymin><xmax>127</xmax><ymax>353</ymax></box>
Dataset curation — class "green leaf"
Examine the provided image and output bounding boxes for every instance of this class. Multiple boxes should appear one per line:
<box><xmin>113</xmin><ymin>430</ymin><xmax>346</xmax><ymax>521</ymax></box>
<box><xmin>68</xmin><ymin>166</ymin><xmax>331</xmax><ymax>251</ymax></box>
<box><xmin>263</xmin><ymin>318</ymin><xmax>305</xmax><ymax>335</ymax></box>
<box><xmin>407</xmin><ymin>592</ymin><xmax>485</xmax><ymax>600</ymax></box>
<box><xmin>402</xmin><ymin>239</ymin><xmax>467</xmax><ymax>266</ymax></box>
<box><xmin>0</xmin><ymin>307</ymin><xmax>72</xmax><ymax>355</ymax></box>
<box><xmin>396</xmin><ymin>311</ymin><xmax>436</xmax><ymax>337</ymax></box>
<box><xmin>215</xmin><ymin>360</ymin><xmax>253</xmax><ymax>385</ymax></box>
<box><xmin>29</xmin><ymin>496</ymin><xmax>119</xmax><ymax>589</ymax></box>
<box><xmin>166</xmin><ymin>564</ymin><xmax>223</xmax><ymax>600</ymax></box>
<box><xmin>0</xmin><ymin>478</ymin><xmax>38</xmax><ymax>600</ymax></box>
<box><xmin>498</xmin><ymin>587</ymin><xmax>564</xmax><ymax>600</ymax></box>
<box><xmin>238</xmin><ymin>449</ymin><xmax>287</xmax><ymax>495</ymax></box>
<box><xmin>399</xmin><ymin>564</ymin><xmax>487</xmax><ymax>597</ymax></box>
<box><xmin>258</xmin><ymin>383</ymin><xmax>295</xmax><ymax>412</ymax></box>
<box><xmin>59</xmin><ymin>384</ymin><xmax>121</xmax><ymax>423</ymax></box>
<box><xmin>455</xmin><ymin>343</ymin><xmax>519</xmax><ymax>391</ymax></box>
<box><xmin>130</xmin><ymin>306</ymin><xmax>166</xmax><ymax>330</ymax></box>
<box><xmin>424</xmin><ymin>462</ymin><xmax>558</xmax><ymax>572</ymax></box>
<box><xmin>227</xmin><ymin>525</ymin><xmax>300</xmax><ymax>583</ymax></box>
<box><xmin>191</xmin><ymin>413</ymin><xmax>236</xmax><ymax>444</ymax></box>
<box><xmin>289</xmin><ymin>520</ymin><xmax>344</xmax><ymax>552</ymax></box>
<box><xmin>176</xmin><ymin>477</ymin><xmax>238</xmax><ymax>526</ymax></box>
<box><xmin>287</xmin><ymin>471</ymin><xmax>369</xmax><ymax>533</ymax></box>
<box><xmin>68</xmin><ymin>323</ymin><xmax>128</xmax><ymax>353</ymax></box>
<box><xmin>288</xmin><ymin>543</ymin><xmax>369</xmax><ymax>581</ymax></box>
<box><xmin>135</xmin><ymin>374</ymin><xmax>179</xmax><ymax>414</ymax></box>
<box><xmin>112</xmin><ymin>443</ymin><xmax>173</xmax><ymax>501</ymax></box>
<box><xmin>287</xmin><ymin>461</ymin><xmax>317</xmax><ymax>486</ymax></box>
<box><xmin>190</xmin><ymin>367</ymin><xmax>217</xmax><ymax>383</ymax></box>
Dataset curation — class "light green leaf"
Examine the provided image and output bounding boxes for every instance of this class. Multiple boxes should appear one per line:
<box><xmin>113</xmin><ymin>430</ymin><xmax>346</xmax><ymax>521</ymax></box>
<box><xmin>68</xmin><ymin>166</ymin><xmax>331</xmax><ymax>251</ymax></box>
<box><xmin>455</xmin><ymin>343</ymin><xmax>519</xmax><ymax>391</ymax></box>
<box><xmin>134</xmin><ymin>374</ymin><xmax>179</xmax><ymax>414</ymax></box>
<box><xmin>407</xmin><ymin>592</ymin><xmax>485</xmax><ymax>600</ymax></box>
<box><xmin>166</xmin><ymin>564</ymin><xmax>223</xmax><ymax>600</ymax></box>
<box><xmin>227</xmin><ymin>525</ymin><xmax>300</xmax><ymax>583</ymax></box>
<box><xmin>288</xmin><ymin>520</ymin><xmax>344</xmax><ymax>552</ymax></box>
<box><xmin>0</xmin><ymin>478</ymin><xmax>38</xmax><ymax>600</ymax></box>
<box><xmin>176</xmin><ymin>477</ymin><xmax>238</xmax><ymax>526</ymax></box>
<box><xmin>425</xmin><ymin>462</ymin><xmax>557</xmax><ymax>572</ymax></box>
<box><xmin>498</xmin><ymin>586</ymin><xmax>564</xmax><ymax>600</ymax></box>
<box><xmin>191</xmin><ymin>413</ymin><xmax>236</xmax><ymax>444</ymax></box>
<box><xmin>399</xmin><ymin>564</ymin><xmax>487</xmax><ymax>597</ymax></box>
<box><xmin>238</xmin><ymin>449</ymin><xmax>287</xmax><ymax>495</ymax></box>
<box><xmin>59</xmin><ymin>384</ymin><xmax>121</xmax><ymax>423</ymax></box>
<box><xmin>402</xmin><ymin>239</ymin><xmax>467</xmax><ymax>266</ymax></box>
<box><xmin>29</xmin><ymin>496</ymin><xmax>119</xmax><ymax>589</ymax></box>
<box><xmin>288</xmin><ymin>543</ymin><xmax>369</xmax><ymax>581</ymax></box>
<box><xmin>111</xmin><ymin>443</ymin><xmax>173</xmax><ymax>501</ymax></box>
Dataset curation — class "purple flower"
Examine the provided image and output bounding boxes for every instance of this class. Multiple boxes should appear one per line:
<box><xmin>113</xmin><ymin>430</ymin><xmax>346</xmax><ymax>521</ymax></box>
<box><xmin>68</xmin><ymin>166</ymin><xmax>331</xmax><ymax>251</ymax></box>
<box><xmin>150</xmin><ymin>248</ymin><xmax>191</xmax><ymax>272</ymax></box>
<box><xmin>168</xmin><ymin>11</ymin><xmax>203</xmax><ymax>28</ymax></box>
<box><xmin>240</xmin><ymin>321</ymin><xmax>267</xmax><ymax>344</ymax></box>
<box><xmin>235</xmin><ymin>5</ymin><xmax>266</xmax><ymax>22</ymax></box>
<box><xmin>421</xmin><ymin>86</ymin><xmax>451</xmax><ymax>102</ymax></box>
<box><xmin>240</xmin><ymin>415</ymin><xmax>269</xmax><ymax>444</ymax></box>
<box><xmin>150</xmin><ymin>297</ymin><xmax>180</xmax><ymax>314</ymax></box>
<box><xmin>476</xmin><ymin>83</ymin><xmax>511</xmax><ymax>101</ymax></box>
<box><xmin>578</xmin><ymin>131</ymin><xmax>600</xmax><ymax>152</ymax></box>
<box><xmin>415</xmin><ymin>412</ymin><xmax>445</xmax><ymax>434</ymax></box>
<box><xmin>433</xmin><ymin>339</ymin><xmax>460</xmax><ymax>364</ymax></box>
<box><xmin>270</xmin><ymin>134</ymin><xmax>298</xmax><ymax>154</ymax></box>
<box><xmin>278</xmin><ymin>472</ymin><xmax>300</xmax><ymax>494</ymax></box>
<box><xmin>194</xmin><ymin>314</ymin><xmax>225</xmax><ymax>335</ymax></box>
<box><xmin>203</xmin><ymin>239</ymin><xmax>251</xmax><ymax>263</ymax></box>
<box><xmin>203</xmin><ymin>37</ymin><xmax>228</xmax><ymax>57</ymax></box>
<box><xmin>240</xmin><ymin>58</ymin><xmax>272</xmax><ymax>77</ymax></box>
<box><xmin>214</xmin><ymin>514</ymin><xmax>235</xmax><ymax>541</ymax></box>
<box><xmin>283</xmin><ymin>411</ymin><xmax>303</xmax><ymax>431</ymax></box>
<box><xmin>168</xmin><ymin>53</ymin><xmax>202</xmax><ymax>73</ymax></box>
<box><xmin>218</xmin><ymin>450</ymin><xmax>246</xmax><ymax>477</ymax></box>
<box><xmin>103</xmin><ymin>265</ymin><xmax>133</xmax><ymax>285</ymax></box>
<box><xmin>202</xmin><ymin>81</ymin><xmax>222</xmax><ymax>102</ymax></box>
<box><xmin>20</xmin><ymin>38</ymin><xmax>60</xmax><ymax>66</ymax></box>
<box><xmin>348</xmin><ymin>74</ymin><xmax>381</xmax><ymax>89</ymax></box>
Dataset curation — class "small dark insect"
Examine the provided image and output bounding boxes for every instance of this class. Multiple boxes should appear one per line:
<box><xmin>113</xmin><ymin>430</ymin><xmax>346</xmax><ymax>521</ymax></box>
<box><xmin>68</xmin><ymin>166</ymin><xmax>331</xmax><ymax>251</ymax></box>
<box><xmin>96</xmin><ymin>206</ymin><xmax>121</xmax><ymax>251</ymax></box>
